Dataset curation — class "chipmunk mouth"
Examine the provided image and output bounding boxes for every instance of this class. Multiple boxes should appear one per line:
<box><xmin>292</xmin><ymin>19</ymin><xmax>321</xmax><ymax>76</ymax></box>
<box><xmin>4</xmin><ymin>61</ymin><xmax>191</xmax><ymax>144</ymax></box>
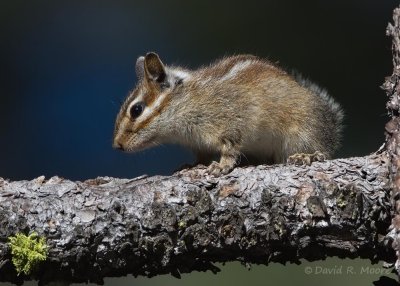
<box><xmin>113</xmin><ymin>134</ymin><xmax>157</xmax><ymax>153</ymax></box>
<box><xmin>113</xmin><ymin>139</ymin><xmax>136</xmax><ymax>152</ymax></box>
<box><xmin>112</xmin><ymin>140</ymin><xmax>125</xmax><ymax>151</ymax></box>
<box><xmin>124</xmin><ymin>139</ymin><xmax>155</xmax><ymax>152</ymax></box>
<box><xmin>124</xmin><ymin>144</ymin><xmax>146</xmax><ymax>152</ymax></box>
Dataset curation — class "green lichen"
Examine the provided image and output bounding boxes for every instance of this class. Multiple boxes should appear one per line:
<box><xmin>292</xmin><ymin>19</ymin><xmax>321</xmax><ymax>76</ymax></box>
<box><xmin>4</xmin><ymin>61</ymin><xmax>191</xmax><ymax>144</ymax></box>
<box><xmin>8</xmin><ymin>232</ymin><xmax>48</xmax><ymax>275</ymax></box>
<box><xmin>178</xmin><ymin>221</ymin><xmax>186</xmax><ymax>228</ymax></box>
<box><xmin>337</xmin><ymin>188</ymin><xmax>356</xmax><ymax>209</ymax></box>
<box><xmin>337</xmin><ymin>195</ymin><xmax>347</xmax><ymax>208</ymax></box>
<box><xmin>274</xmin><ymin>221</ymin><xmax>285</xmax><ymax>237</ymax></box>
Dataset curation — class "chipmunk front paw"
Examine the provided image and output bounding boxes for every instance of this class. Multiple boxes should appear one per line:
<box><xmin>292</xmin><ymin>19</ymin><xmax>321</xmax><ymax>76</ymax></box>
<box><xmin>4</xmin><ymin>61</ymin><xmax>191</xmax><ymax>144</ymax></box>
<box><xmin>206</xmin><ymin>161</ymin><xmax>232</xmax><ymax>176</ymax></box>
<box><xmin>287</xmin><ymin>151</ymin><xmax>326</xmax><ymax>166</ymax></box>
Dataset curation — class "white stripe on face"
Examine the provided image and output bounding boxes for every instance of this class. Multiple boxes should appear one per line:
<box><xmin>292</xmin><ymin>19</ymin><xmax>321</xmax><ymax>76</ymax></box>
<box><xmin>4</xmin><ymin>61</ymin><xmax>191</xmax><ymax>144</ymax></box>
<box><xmin>126</xmin><ymin>90</ymin><xmax>145</xmax><ymax>118</ymax></box>
<box><xmin>123</xmin><ymin>66</ymin><xmax>193</xmax><ymax>131</ymax></box>
<box><xmin>125</xmin><ymin>88</ymin><xmax>169</xmax><ymax>129</ymax></box>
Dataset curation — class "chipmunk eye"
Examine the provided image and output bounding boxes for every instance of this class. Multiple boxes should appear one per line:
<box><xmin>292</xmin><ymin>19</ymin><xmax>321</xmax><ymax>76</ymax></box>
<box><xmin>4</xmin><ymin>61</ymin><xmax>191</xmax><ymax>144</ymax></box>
<box><xmin>130</xmin><ymin>102</ymin><xmax>145</xmax><ymax>119</ymax></box>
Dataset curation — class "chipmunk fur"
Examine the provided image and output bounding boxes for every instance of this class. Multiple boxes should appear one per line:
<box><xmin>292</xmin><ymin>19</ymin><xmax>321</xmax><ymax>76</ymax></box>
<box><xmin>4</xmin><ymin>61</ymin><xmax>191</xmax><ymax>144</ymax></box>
<box><xmin>113</xmin><ymin>52</ymin><xmax>343</xmax><ymax>175</ymax></box>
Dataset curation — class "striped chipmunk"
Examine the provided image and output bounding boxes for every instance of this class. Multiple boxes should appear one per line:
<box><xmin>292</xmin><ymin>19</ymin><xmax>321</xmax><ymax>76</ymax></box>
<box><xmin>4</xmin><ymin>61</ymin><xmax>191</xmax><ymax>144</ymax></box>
<box><xmin>113</xmin><ymin>52</ymin><xmax>343</xmax><ymax>176</ymax></box>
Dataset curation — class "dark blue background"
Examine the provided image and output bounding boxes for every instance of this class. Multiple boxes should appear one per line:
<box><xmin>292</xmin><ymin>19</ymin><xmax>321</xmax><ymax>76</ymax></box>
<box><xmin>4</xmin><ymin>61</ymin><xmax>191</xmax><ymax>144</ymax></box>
<box><xmin>0</xmin><ymin>0</ymin><xmax>397</xmax><ymax>181</ymax></box>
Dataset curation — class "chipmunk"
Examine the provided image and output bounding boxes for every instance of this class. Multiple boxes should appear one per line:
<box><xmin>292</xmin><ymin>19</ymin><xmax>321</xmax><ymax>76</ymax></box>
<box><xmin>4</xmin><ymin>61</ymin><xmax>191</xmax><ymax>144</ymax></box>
<box><xmin>113</xmin><ymin>52</ymin><xmax>343</xmax><ymax>175</ymax></box>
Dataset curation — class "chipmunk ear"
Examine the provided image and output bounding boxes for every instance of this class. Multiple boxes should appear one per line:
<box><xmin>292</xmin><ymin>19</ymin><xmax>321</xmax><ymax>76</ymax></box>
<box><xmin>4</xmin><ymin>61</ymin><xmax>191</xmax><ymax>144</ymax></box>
<box><xmin>135</xmin><ymin>56</ymin><xmax>145</xmax><ymax>80</ymax></box>
<box><xmin>144</xmin><ymin>52</ymin><xmax>166</xmax><ymax>83</ymax></box>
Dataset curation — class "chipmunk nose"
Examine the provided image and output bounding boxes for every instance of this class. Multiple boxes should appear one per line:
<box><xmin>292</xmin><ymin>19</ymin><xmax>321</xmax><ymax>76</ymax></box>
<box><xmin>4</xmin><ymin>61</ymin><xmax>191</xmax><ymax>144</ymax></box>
<box><xmin>113</xmin><ymin>140</ymin><xmax>124</xmax><ymax>150</ymax></box>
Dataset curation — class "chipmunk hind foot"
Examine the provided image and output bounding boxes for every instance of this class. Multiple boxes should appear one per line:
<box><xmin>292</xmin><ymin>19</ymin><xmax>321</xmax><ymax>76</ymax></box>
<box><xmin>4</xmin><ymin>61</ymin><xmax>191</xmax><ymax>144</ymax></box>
<box><xmin>287</xmin><ymin>151</ymin><xmax>326</xmax><ymax>166</ymax></box>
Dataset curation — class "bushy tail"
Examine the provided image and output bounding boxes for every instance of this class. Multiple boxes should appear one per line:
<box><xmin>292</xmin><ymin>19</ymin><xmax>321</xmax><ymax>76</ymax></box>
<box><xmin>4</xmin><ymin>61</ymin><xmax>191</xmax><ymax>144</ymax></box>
<box><xmin>294</xmin><ymin>73</ymin><xmax>344</xmax><ymax>156</ymax></box>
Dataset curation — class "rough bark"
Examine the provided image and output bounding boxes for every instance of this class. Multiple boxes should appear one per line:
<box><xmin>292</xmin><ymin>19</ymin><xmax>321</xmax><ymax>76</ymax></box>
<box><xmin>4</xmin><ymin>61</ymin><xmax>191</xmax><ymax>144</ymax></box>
<box><xmin>0</xmin><ymin>154</ymin><xmax>395</xmax><ymax>285</ymax></box>
<box><xmin>384</xmin><ymin>6</ymin><xmax>400</xmax><ymax>279</ymax></box>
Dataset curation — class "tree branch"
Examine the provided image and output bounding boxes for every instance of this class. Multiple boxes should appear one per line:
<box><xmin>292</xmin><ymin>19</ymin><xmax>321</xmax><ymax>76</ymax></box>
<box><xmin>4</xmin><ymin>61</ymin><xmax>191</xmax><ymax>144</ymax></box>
<box><xmin>383</xmin><ymin>5</ymin><xmax>400</xmax><ymax>279</ymax></box>
<box><xmin>0</xmin><ymin>154</ymin><xmax>395</xmax><ymax>285</ymax></box>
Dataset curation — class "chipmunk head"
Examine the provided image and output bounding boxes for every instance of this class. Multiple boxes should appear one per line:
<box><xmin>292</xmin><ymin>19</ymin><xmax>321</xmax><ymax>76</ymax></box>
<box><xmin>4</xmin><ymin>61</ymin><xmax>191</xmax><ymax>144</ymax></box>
<box><xmin>113</xmin><ymin>52</ymin><xmax>190</xmax><ymax>152</ymax></box>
